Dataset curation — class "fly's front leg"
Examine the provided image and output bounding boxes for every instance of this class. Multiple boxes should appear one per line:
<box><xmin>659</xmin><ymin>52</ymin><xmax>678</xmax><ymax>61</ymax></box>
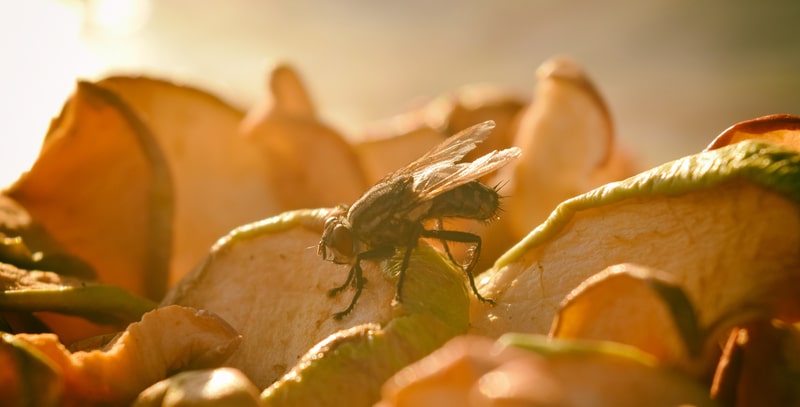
<box><xmin>331</xmin><ymin>246</ymin><xmax>393</xmax><ymax>319</ymax></box>
<box><xmin>332</xmin><ymin>260</ymin><xmax>365</xmax><ymax>320</ymax></box>
<box><xmin>328</xmin><ymin>264</ymin><xmax>356</xmax><ymax>297</ymax></box>
<box><xmin>420</xmin><ymin>228</ymin><xmax>495</xmax><ymax>305</ymax></box>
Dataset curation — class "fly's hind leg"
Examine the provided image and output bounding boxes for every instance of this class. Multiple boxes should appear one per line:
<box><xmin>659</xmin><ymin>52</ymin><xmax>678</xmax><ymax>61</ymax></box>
<box><xmin>394</xmin><ymin>245</ymin><xmax>415</xmax><ymax>304</ymax></box>
<box><xmin>420</xmin><ymin>228</ymin><xmax>495</xmax><ymax>305</ymax></box>
<box><xmin>434</xmin><ymin>218</ymin><xmax>459</xmax><ymax>266</ymax></box>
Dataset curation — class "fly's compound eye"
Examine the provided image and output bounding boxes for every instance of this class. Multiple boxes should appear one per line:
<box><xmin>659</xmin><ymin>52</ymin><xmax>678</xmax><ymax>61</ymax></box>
<box><xmin>330</xmin><ymin>224</ymin><xmax>354</xmax><ymax>260</ymax></box>
<box><xmin>319</xmin><ymin>218</ymin><xmax>354</xmax><ymax>264</ymax></box>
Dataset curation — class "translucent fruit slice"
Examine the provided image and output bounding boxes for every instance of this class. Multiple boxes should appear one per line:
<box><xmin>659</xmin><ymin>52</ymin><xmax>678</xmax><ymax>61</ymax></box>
<box><xmin>162</xmin><ymin>208</ymin><xmax>470</xmax><ymax>406</ymax></box>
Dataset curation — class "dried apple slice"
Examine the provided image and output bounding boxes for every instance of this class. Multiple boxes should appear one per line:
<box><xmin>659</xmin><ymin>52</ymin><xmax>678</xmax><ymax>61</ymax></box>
<box><xmin>507</xmin><ymin>55</ymin><xmax>638</xmax><ymax>239</ymax></box>
<box><xmin>472</xmin><ymin>140</ymin><xmax>800</xmax><ymax>341</ymax></box>
<box><xmin>0</xmin><ymin>196</ymin><xmax>115</xmax><ymax>343</ymax></box>
<box><xmin>549</xmin><ymin>264</ymin><xmax>710</xmax><ymax>376</ymax></box>
<box><xmin>377</xmin><ymin>334</ymin><xmax>714</xmax><ymax>407</ymax></box>
<box><xmin>443</xmin><ymin>84</ymin><xmax>525</xmax><ymax>164</ymax></box>
<box><xmin>706</xmin><ymin>113</ymin><xmax>800</xmax><ymax>151</ymax></box>
<box><xmin>0</xmin><ymin>195</ymin><xmax>94</xmax><ymax>280</ymax></box>
<box><xmin>162</xmin><ymin>208</ymin><xmax>470</xmax><ymax>404</ymax></box>
<box><xmin>353</xmin><ymin>83</ymin><xmax>523</xmax><ymax>186</ymax></box>
<box><xmin>1</xmin><ymin>263</ymin><xmax>155</xmax><ymax>327</ymax></box>
<box><xmin>97</xmin><ymin>76</ymin><xmax>279</xmax><ymax>284</ymax></box>
<box><xmin>261</xmin><ymin>313</ymin><xmax>463</xmax><ymax>407</ymax></box>
<box><xmin>134</xmin><ymin>367</ymin><xmax>261</xmax><ymax>407</ymax></box>
<box><xmin>0</xmin><ymin>332</ymin><xmax>62</xmax><ymax>407</ymax></box>
<box><xmin>711</xmin><ymin>319</ymin><xmax>800</xmax><ymax>406</ymax></box>
<box><xmin>240</xmin><ymin>64</ymin><xmax>368</xmax><ymax>210</ymax></box>
<box><xmin>5</xmin><ymin>82</ymin><xmax>173</xmax><ymax>301</ymax></box>
<box><xmin>12</xmin><ymin>305</ymin><xmax>240</xmax><ymax>406</ymax></box>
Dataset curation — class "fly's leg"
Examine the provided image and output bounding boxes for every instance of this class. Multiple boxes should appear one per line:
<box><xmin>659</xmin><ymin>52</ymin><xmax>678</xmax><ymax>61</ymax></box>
<box><xmin>420</xmin><ymin>229</ymin><xmax>495</xmax><ymax>305</ymax></box>
<box><xmin>328</xmin><ymin>264</ymin><xmax>356</xmax><ymax>297</ymax></box>
<box><xmin>330</xmin><ymin>246</ymin><xmax>393</xmax><ymax>319</ymax></box>
<box><xmin>394</xmin><ymin>245</ymin><xmax>415</xmax><ymax>304</ymax></box>
<box><xmin>332</xmin><ymin>261</ymin><xmax>364</xmax><ymax>320</ymax></box>
<box><xmin>434</xmin><ymin>218</ymin><xmax>459</xmax><ymax>266</ymax></box>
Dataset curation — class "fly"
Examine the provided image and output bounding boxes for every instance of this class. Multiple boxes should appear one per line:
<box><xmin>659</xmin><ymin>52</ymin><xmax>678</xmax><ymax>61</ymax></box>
<box><xmin>318</xmin><ymin>120</ymin><xmax>521</xmax><ymax>319</ymax></box>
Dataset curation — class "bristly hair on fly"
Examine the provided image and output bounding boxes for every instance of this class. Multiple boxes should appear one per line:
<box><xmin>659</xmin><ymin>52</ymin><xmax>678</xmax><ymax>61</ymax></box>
<box><xmin>317</xmin><ymin>120</ymin><xmax>521</xmax><ymax>319</ymax></box>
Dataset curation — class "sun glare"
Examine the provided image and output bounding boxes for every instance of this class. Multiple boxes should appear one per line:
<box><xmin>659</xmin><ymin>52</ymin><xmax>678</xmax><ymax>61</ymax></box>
<box><xmin>0</xmin><ymin>1</ymin><xmax>90</xmax><ymax>187</ymax></box>
<box><xmin>84</xmin><ymin>0</ymin><xmax>151</xmax><ymax>36</ymax></box>
<box><xmin>0</xmin><ymin>0</ymin><xmax>153</xmax><ymax>188</ymax></box>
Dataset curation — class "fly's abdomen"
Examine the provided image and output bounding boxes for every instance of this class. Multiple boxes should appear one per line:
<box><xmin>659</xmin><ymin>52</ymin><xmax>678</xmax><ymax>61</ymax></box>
<box><xmin>426</xmin><ymin>181</ymin><xmax>501</xmax><ymax>221</ymax></box>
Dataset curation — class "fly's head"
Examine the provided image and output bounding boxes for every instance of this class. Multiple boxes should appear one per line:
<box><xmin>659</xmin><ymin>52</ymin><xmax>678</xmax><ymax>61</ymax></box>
<box><xmin>318</xmin><ymin>208</ymin><xmax>356</xmax><ymax>265</ymax></box>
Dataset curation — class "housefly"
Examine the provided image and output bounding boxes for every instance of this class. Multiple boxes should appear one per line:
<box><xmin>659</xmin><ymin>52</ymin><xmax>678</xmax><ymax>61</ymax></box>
<box><xmin>318</xmin><ymin>120</ymin><xmax>521</xmax><ymax>319</ymax></box>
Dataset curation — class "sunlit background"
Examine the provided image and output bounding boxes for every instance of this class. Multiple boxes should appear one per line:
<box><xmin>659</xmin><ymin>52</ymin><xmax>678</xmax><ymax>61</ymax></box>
<box><xmin>1</xmin><ymin>0</ymin><xmax>799</xmax><ymax>187</ymax></box>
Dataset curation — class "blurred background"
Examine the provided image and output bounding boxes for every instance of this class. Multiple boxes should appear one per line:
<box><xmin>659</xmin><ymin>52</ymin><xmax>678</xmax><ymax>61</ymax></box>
<box><xmin>1</xmin><ymin>0</ymin><xmax>798</xmax><ymax>187</ymax></box>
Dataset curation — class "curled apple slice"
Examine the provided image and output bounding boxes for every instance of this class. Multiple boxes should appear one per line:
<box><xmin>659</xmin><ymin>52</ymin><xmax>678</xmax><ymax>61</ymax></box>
<box><xmin>5</xmin><ymin>82</ymin><xmax>173</xmax><ymax>301</ymax></box>
<box><xmin>97</xmin><ymin>76</ymin><xmax>279</xmax><ymax>284</ymax></box>
<box><xmin>0</xmin><ymin>332</ymin><xmax>62</xmax><ymax>407</ymax></box>
<box><xmin>706</xmin><ymin>114</ymin><xmax>800</xmax><ymax>151</ymax></box>
<box><xmin>241</xmin><ymin>64</ymin><xmax>368</xmax><ymax>211</ymax></box>
<box><xmin>506</xmin><ymin>55</ymin><xmax>638</xmax><ymax>239</ymax></box>
<box><xmin>549</xmin><ymin>263</ymin><xmax>708</xmax><ymax>376</ymax></box>
<box><xmin>473</xmin><ymin>140</ymin><xmax>800</xmax><ymax>342</ymax></box>
<box><xmin>711</xmin><ymin>319</ymin><xmax>800</xmax><ymax>406</ymax></box>
<box><xmin>12</xmin><ymin>305</ymin><xmax>240</xmax><ymax>406</ymax></box>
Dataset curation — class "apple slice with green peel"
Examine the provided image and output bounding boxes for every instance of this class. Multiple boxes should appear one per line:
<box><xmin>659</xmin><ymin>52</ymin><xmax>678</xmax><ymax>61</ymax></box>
<box><xmin>706</xmin><ymin>114</ymin><xmax>800</xmax><ymax>151</ymax></box>
<box><xmin>261</xmin><ymin>313</ymin><xmax>465</xmax><ymax>407</ymax></box>
<box><xmin>97</xmin><ymin>76</ymin><xmax>280</xmax><ymax>285</ymax></box>
<box><xmin>5</xmin><ymin>82</ymin><xmax>174</xmax><ymax>302</ymax></box>
<box><xmin>472</xmin><ymin>140</ymin><xmax>800</xmax><ymax>341</ymax></box>
<box><xmin>12</xmin><ymin>305</ymin><xmax>240</xmax><ymax>406</ymax></box>
<box><xmin>377</xmin><ymin>334</ymin><xmax>715</xmax><ymax>407</ymax></box>
<box><xmin>162</xmin><ymin>208</ymin><xmax>470</xmax><ymax>404</ymax></box>
<box><xmin>1</xmin><ymin>263</ymin><xmax>156</xmax><ymax>327</ymax></box>
<box><xmin>549</xmin><ymin>263</ymin><xmax>710</xmax><ymax>376</ymax></box>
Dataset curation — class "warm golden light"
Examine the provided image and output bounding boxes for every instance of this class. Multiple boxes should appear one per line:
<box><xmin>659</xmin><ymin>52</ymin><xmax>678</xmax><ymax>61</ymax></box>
<box><xmin>0</xmin><ymin>1</ymin><xmax>89</xmax><ymax>187</ymax></box>
<box><xmin>84</xmin><ymin>0</ymin><xmax>151</xmax><ymax>36</ymax></box>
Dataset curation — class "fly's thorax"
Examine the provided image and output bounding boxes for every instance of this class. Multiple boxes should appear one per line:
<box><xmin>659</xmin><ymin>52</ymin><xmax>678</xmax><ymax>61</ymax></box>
<box><xmin>426</xmin><ymin>181</ymin><xmax>501</xmax><ymax>221</ymax></box>
<box><xmin>347</xmin><ymin>176</ymin><xmax>419</xmax><ymax>233</ymax></box>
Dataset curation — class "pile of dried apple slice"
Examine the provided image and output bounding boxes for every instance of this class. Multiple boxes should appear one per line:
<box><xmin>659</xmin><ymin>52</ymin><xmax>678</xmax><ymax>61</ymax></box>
<box><xmin>1</xmin><ymin>56</ymin><xmax>799</xmax><ymax>406</ymax></box>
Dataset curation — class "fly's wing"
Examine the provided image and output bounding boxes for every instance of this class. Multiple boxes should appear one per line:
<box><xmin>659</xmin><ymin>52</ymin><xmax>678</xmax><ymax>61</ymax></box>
<box><xmin>387</xmin><ymin>120</ymin><xmax>497</xmax><ymax>179</ymax></box>
<box><xmin>412</xmin><ymin>146</ymin><xmax>521</xmax><ymax>200</ymax></box>
<box><xmin>370</xmin><ymin>119</ymin><xmax>519</xmax><ymax>209</ymax></box>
